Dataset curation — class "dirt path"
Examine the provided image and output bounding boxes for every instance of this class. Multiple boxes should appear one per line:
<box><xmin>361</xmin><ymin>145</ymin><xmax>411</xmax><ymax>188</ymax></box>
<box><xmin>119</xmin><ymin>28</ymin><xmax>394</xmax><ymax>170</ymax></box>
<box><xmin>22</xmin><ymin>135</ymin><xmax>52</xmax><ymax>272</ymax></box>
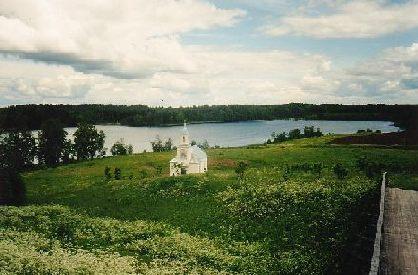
<box><xmin>381</xmin><ymin>188</ymin><xmax>418</xmax><ymax>274</ymax></box>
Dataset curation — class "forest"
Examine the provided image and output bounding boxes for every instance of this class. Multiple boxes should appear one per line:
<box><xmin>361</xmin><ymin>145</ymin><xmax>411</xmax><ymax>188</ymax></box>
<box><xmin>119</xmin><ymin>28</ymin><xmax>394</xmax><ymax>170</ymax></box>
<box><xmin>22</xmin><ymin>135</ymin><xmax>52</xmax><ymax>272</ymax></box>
<box><xmin>0</xmin><ymin>103</ymin><xmax>417</xmax><ymax>130</ymax></box>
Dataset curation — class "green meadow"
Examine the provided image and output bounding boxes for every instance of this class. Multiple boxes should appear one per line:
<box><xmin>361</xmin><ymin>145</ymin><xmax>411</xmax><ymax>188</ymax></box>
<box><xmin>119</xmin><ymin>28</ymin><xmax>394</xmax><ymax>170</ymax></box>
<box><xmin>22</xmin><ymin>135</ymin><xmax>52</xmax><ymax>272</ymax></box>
<box><xmin>1</xmin><ymin>136</ymin><xmax>417</xmax><ymax>274</ymax></box>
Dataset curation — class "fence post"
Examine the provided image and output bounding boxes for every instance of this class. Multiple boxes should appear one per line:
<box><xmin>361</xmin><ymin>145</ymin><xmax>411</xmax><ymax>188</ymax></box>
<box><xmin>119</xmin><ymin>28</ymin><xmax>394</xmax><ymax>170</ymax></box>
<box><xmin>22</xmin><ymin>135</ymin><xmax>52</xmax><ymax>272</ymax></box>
<box><xmin>369</xmin><ymin>172</ymin><xmax>387</xmax><ymax>275</ymax></box>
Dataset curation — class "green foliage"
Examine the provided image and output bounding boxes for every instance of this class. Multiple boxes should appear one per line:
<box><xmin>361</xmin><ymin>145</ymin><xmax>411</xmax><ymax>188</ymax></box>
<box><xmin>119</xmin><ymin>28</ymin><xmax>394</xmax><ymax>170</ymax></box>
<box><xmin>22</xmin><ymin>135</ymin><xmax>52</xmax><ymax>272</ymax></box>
<box><xmin>0</xmin><ymin>169</ymin><xmax>25</xmax><ymax>205</ymax></box>
<box><xmin>333</xmin><ymin>163</ymin><xmax>348</xmax><ymax>179</ymax></box>
<box><xmin>38</xmin><ymin>119</ymin><xmax>67</xmax><ymax>167</ymax></box>
<box><xmin>110</xmin><ymin>138</ymin><xmax>133</xmax><ymax>156</ymax></box>
<box><xmin>288</xmin><ymin>128</ymin><xmax>301</xmax><ymax>140</ymax></box>
<box><xmin>0</xmin><ymin>205</ymin><xmax>271</xmax><ymax>274</ymax></box>
<box><xmin>150</xmin><ymin>136</ymin><xmax>173</xmax><ymax>152</ymax></box>
<box><xmin>270</xmin><ymin>126</ymin><xmax>323</xmax><ymax>144</ymax></box>
<box><xmin>0</xmin><ymin>130</ymin><xmax>36</xmax><ymax>171</ymax></box>
<box><xmin>2</xmin><ymin>103</ymin><xmax>417</xmax><ymax>130</ymax></box>
<box><xmin>285</xmin><ymin>162</ymin><xmax>324</xmax><ymax>176</ymax></box>
<box><xmin>73</xmin><ymin>123</ymin><xmax>105</xmax><ymax>160</ymax></box>
<box><xmin>11</xmin><ymin>135</ymin><xmax>418</xmax><ymax>273</ymax></box>
<box><xmin>235</xmin><ymin>161</ymin><xmax>248</xmax><ymax>179</ymax></box>
<box><xmin>155</xmin><ymin>165</ymin><xmax>163</xmax><ymax>175</ymax></box>
<box><xmin>303</xmin><ymin>126</ymin><xmax>323</xmax><ymax>138</ymax></box>
<box><xmin>217</xmin><ymin>167</ymin><xmax>378</xmax><ymax>274</ymax></box>
<box><xmin>114</xmin><ymin>167</ymin><xmax>121</xmax><ymax>180</ymax></box>
<box><xmin>104</xmin><ymin>166</ymin><xmax>112</xmax><ymax>180</ymax></box>
<box><xmin>61</xmin><ymin>139</ymin><xmax>76</xmax><ymax>164</ymax></box>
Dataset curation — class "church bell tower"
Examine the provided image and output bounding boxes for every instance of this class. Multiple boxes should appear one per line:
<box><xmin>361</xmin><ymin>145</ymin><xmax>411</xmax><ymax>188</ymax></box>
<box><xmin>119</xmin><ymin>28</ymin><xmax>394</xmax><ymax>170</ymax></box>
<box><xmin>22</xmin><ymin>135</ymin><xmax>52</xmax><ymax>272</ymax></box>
<box><xmin>177</xmin><ymin>122</ymin><xmax>190</xmax><ymax>162</ymax></box>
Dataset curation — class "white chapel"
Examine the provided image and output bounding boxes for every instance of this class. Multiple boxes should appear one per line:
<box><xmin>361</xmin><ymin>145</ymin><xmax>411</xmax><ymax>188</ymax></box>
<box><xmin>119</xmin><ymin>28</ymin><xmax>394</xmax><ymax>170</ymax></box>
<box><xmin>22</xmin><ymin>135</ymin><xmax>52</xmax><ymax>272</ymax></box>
<box><xmin>169</xmin><ymin>123</ymin><xmax>208</xmax><ymax>176</ymax></box>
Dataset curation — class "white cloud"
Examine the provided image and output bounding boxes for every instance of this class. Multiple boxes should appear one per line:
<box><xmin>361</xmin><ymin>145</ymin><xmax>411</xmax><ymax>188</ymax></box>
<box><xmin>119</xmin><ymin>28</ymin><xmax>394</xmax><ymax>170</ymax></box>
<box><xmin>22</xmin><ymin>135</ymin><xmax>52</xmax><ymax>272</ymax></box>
<box><xmin>328</xmin><ymin>43</ymin><xmax>418</xmax><ymax>102</ymax></box>
<box><xmin>0</xmin><ymin>0</ymin><xmax>245</xmax><ymax>78</ymax></box>
<box><xmin>263</xmin><ymin>1</ymin><xmax>418</xmax><ymax>38</ymax></box>
<box><xmin>4</xmin><ymin>42</ymin><xmax>417</xmax><ymax>106</ymax></box>
<box><xmin>0</xmin><ymin>47</ymin><xmax>333</xmax><ymax>105</ymax></box>
<box><xmin>1</xmin><ymin>1</ymin><xmax>417</xmax><ymax>106</ymax></box>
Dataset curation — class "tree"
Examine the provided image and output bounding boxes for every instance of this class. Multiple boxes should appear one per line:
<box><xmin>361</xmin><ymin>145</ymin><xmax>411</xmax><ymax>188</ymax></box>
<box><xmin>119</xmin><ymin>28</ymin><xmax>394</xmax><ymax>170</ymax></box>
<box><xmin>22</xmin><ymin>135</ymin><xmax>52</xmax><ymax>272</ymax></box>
<box><xmin>38</xmin><ymin>119</ymin><xmax>67</xmax><ymax>166</ymax></box>
<box><xmin>62</xmin><ymin>139</ymin><xmax>75</xmax><ymax>164</ymax></box>
<box><xmin>303</xmin><ymin>126</ymin><xmax>315</xmax><ymax>138</ymax></box>
<box><xmin>288</xmin><ymin>128</ymin><xmax>301</xmax><ymax>140</ymax></box>
<box><xmin>110</xmin><ymin>139</ymin><xmax>133</xmax><ymax>156</ymax></box>
<box><xmin>150</xmin><ymin>135</ymin><xmax>164</xmax><ymax>152</ymax></box>
<box><xmin>274</xmin><ymin>132</ymin><xmax>287</xmax><ymax>143</ymax></box>
<box><xmin>73</xmin><ymin>123</ymin><xmax>105</xmax><ymax>160</ymax></box>
<box><xmin>164</xmin><ymin>138</ymin><xmax>173</xmax><ymax>151</ymax></box>
<box><xmin>151</xmin><ymin>136</ymin><xmax>173</xmax><ymax>152</ymax></box>
<box><xmin>0</xmin><ymin>130</ymin><xmax>36</xmax><ymax>171</ymax></box>
<box><xmin>0</xmin><ymin>168</ymin><xmax>26</xmax><ymax>205</ymax></box>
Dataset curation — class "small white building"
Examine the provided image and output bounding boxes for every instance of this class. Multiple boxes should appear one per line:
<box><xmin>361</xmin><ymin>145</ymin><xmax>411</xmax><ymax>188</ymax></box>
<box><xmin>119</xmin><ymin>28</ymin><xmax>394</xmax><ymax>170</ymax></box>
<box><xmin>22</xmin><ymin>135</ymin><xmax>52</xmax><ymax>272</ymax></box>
<box><xmin>170</xmin><ymin>123</ymin><xmax>208</xmax><ymax>176</ymax></box>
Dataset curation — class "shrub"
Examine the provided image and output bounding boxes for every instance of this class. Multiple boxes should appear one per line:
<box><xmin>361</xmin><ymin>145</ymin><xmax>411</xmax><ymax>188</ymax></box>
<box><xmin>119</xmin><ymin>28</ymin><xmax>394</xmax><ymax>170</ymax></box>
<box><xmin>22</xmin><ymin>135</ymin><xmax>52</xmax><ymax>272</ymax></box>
<box><xmin>235</xmin><ymin>161</ymin><xmax>248</xmax><ymax>179</ymax></box>
<box><xmin>155</xmin><ymin>165</ymin><xmax>163</xmax><ymax>175</ymax></box>
<box><xmin>151</xmin><ymin>136</ymin><xmax>173</xmax><ymax>152</ymax></box>
<box><xmin>288</xmin><ymin>128</ymin><xmax>301</xmax><ymax>140</ymax></box>
<box><xmin>104</xmin><ymin>166</ymin><xmax>112</xmax><ymax>180</ymax></box>
<box><xmin>110</xmin><ymin>139</ymin><xmax>133</xmax><ymax>156</ymax></box>
<box><xmin>333</xmin><ymin>163</ymin><xmax>348</xmax><ymax>179</ymax></box>
<box><xmin>218</xmin><ymin>167</ymin><xmax>378</xmax><ymax>274</ymax></box>
<box><xmin>114</xmin><ymin>168</ymin><xmax>121</xmax><ymax>180</ymax></box>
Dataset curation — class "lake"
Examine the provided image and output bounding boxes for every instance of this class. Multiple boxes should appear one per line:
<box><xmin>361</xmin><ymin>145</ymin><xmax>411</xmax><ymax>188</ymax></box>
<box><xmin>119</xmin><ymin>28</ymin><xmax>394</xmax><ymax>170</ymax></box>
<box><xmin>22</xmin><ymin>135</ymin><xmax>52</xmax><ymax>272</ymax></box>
<box><xmin>63</xmin><ymin>120</ymin><xmax>399</xmax><ymax>154</ymax></box>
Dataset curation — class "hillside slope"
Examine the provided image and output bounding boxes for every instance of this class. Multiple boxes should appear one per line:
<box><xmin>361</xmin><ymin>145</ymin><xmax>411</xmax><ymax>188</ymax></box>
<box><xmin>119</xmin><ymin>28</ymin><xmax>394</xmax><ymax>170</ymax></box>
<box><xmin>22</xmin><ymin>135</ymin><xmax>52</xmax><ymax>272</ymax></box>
<box><xmin>1</xmin><ymin>137</ymin><xmax>417</xmax><ymax>274</ymax></box>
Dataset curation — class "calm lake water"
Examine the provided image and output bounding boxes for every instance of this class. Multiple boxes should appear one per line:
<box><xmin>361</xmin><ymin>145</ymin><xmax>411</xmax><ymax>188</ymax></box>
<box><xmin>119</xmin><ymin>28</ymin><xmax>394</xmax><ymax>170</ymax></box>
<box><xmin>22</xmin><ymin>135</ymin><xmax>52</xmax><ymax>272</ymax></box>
<box><xmin>63</xmin><ymin>120</ymin><xmax>399</xmax><ymax>154</ymax></box>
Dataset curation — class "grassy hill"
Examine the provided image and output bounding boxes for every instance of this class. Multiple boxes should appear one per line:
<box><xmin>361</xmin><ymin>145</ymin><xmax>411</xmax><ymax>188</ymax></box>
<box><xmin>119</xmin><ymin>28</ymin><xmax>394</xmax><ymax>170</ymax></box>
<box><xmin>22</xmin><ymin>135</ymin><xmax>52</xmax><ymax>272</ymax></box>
<box><xmin>1</xmin><ymin>136</ymin><xmax>417</xmax><ymax>274</ymax></box>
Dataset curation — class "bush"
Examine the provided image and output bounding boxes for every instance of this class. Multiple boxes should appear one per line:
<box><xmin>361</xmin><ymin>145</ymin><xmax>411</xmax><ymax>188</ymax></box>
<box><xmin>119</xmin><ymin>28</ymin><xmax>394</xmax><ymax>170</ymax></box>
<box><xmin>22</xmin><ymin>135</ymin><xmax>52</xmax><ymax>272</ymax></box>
<box><xmin>155</xmin><ymin>165</ymin><xmax>163</xmax><ymax>175</ymax></box>
<box><xmin>114</xmin><ymin>168</ymin><xmax>121</xmax><ymax>180</ymax></box>
<box><xmin>110</xmin><ymin>139</ymin><xmax>133</xmax><ymax>156</ymax></box>
<box><xmin>0</xmin><ymin>205</ymin><xmax>271</xmax><ymax>274</ymax></box>
<box><xmin>218</xmin><ymin>167</ymin><xmax>378</xmax><ymax>274</ymax></box>
<box><xmin>333</xmin><ymin>163</ymin><xmax>348</xmax><ymax>179</ymax></box>
<box><xmin>270</xmin><ymin>127</ymin><xmax>322</xmax><ymax>144</ymax></box>
<box><xmin>288</xmin><ymin>128</ymin><xmax>301</xmax><ymax>140</ymax></box>
<box><xmin>151</xmin><ymin>136</ymin><xmax>173</xmax><ymax>152</ymax></box>
<box><xmin>104</xmin><ymin>166</ymin><xmax>112</xmax><ymax>180</ymax></box>
<box><xmin>235</xmin><ymin>161</ymin><xmax>248</xmax><ymax>179</ymax></box>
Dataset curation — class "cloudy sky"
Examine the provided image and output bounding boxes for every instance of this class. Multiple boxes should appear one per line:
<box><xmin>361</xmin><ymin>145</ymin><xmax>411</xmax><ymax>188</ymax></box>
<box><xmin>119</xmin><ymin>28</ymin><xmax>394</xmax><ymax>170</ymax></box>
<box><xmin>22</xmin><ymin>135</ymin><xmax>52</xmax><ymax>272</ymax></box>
<box><xmin>1</xmin><ymin>0</ymin><xmax>418</xmax><ymax>106</ymax></box>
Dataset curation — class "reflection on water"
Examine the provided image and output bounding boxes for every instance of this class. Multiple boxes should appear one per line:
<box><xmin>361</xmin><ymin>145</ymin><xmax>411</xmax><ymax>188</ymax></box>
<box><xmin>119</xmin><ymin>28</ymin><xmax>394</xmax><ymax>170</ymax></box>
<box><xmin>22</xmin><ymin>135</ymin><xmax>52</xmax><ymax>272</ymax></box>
<box><xmin>61</xmin><ymin>120</ymin><xmax>398</xmax><ymax>153</ymax></box>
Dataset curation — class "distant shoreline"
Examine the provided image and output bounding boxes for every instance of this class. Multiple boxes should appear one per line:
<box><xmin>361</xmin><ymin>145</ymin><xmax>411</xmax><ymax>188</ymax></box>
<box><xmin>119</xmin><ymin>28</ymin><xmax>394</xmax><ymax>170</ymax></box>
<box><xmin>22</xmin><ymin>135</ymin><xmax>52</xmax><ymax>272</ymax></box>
<box><xmin>97</xmin><ymin>118</ymin><xmax>395</xmax><ymax>128</ymax></box>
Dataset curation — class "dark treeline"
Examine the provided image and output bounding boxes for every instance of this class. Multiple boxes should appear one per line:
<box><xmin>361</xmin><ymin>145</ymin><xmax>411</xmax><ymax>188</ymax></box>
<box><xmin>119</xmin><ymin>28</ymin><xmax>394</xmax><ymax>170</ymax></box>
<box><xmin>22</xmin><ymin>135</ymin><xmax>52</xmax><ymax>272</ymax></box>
<box><xmin>0</xmin><ymin>103</ymin><xmax>417</xmax><ymax>130</ymax></box>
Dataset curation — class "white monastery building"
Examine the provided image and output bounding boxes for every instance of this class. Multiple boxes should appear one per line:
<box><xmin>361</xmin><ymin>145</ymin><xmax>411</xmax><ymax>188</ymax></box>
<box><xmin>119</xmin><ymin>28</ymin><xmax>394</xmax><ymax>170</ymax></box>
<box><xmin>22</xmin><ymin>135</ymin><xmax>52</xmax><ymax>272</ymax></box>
<box><xmin>170</xmin><ymin>123</ymin><xmax>208</xmax><ymax>176</ymax></box>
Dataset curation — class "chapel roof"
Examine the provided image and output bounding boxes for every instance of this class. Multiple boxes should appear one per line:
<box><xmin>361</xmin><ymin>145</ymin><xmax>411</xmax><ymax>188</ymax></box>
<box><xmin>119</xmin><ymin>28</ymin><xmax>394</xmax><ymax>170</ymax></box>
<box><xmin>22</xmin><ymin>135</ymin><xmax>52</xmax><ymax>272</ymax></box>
<box><xmin>190</xmin><ymin>145</ymin><xmax>207</xmax><ymax>161</ymax></box>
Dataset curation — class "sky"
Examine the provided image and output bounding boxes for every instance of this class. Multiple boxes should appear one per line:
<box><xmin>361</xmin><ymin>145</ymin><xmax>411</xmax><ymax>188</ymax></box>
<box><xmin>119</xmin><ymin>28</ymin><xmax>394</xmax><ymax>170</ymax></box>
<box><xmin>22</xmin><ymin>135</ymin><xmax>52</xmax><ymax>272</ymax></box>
<box><xmin>0</xmin><ymin>0</ymin><xmax>418</xmax><ymax>106</ymax></box>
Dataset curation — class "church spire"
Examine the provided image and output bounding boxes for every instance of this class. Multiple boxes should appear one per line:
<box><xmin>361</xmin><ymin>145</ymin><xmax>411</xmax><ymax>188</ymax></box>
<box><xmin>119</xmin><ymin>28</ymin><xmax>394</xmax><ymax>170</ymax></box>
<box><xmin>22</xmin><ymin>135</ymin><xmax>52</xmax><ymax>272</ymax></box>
<box><xmin>183</xmin><ymin>120</ymin><xmax>188</xmax><ymax>134</ymax></box>
<box><xmin>180</xmin><ymin>120</ymin><xmax>189</xmax><ymax>145</ymax></box>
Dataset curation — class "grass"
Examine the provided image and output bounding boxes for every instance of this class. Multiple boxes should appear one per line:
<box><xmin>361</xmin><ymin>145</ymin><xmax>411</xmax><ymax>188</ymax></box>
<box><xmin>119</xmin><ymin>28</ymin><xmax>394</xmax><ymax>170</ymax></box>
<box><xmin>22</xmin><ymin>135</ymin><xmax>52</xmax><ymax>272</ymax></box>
<box><xmin>1</xmin><ymin>135</ymin><xmax>418</xmax><ymax>274</ymax></box>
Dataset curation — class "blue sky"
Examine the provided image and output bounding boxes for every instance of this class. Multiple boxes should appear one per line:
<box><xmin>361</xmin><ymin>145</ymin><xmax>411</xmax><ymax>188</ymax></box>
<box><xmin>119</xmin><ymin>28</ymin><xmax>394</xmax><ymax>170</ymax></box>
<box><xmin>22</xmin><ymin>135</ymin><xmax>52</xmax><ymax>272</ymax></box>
<box><xmin>184</xmin><ymin>0</ymin><xmax>418</xmax><ymax>65</ymax></box>
<box><xmin>0</xmin><ymin>0</ymin><xmax>417</xmax><ymax>106</ymax></box>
